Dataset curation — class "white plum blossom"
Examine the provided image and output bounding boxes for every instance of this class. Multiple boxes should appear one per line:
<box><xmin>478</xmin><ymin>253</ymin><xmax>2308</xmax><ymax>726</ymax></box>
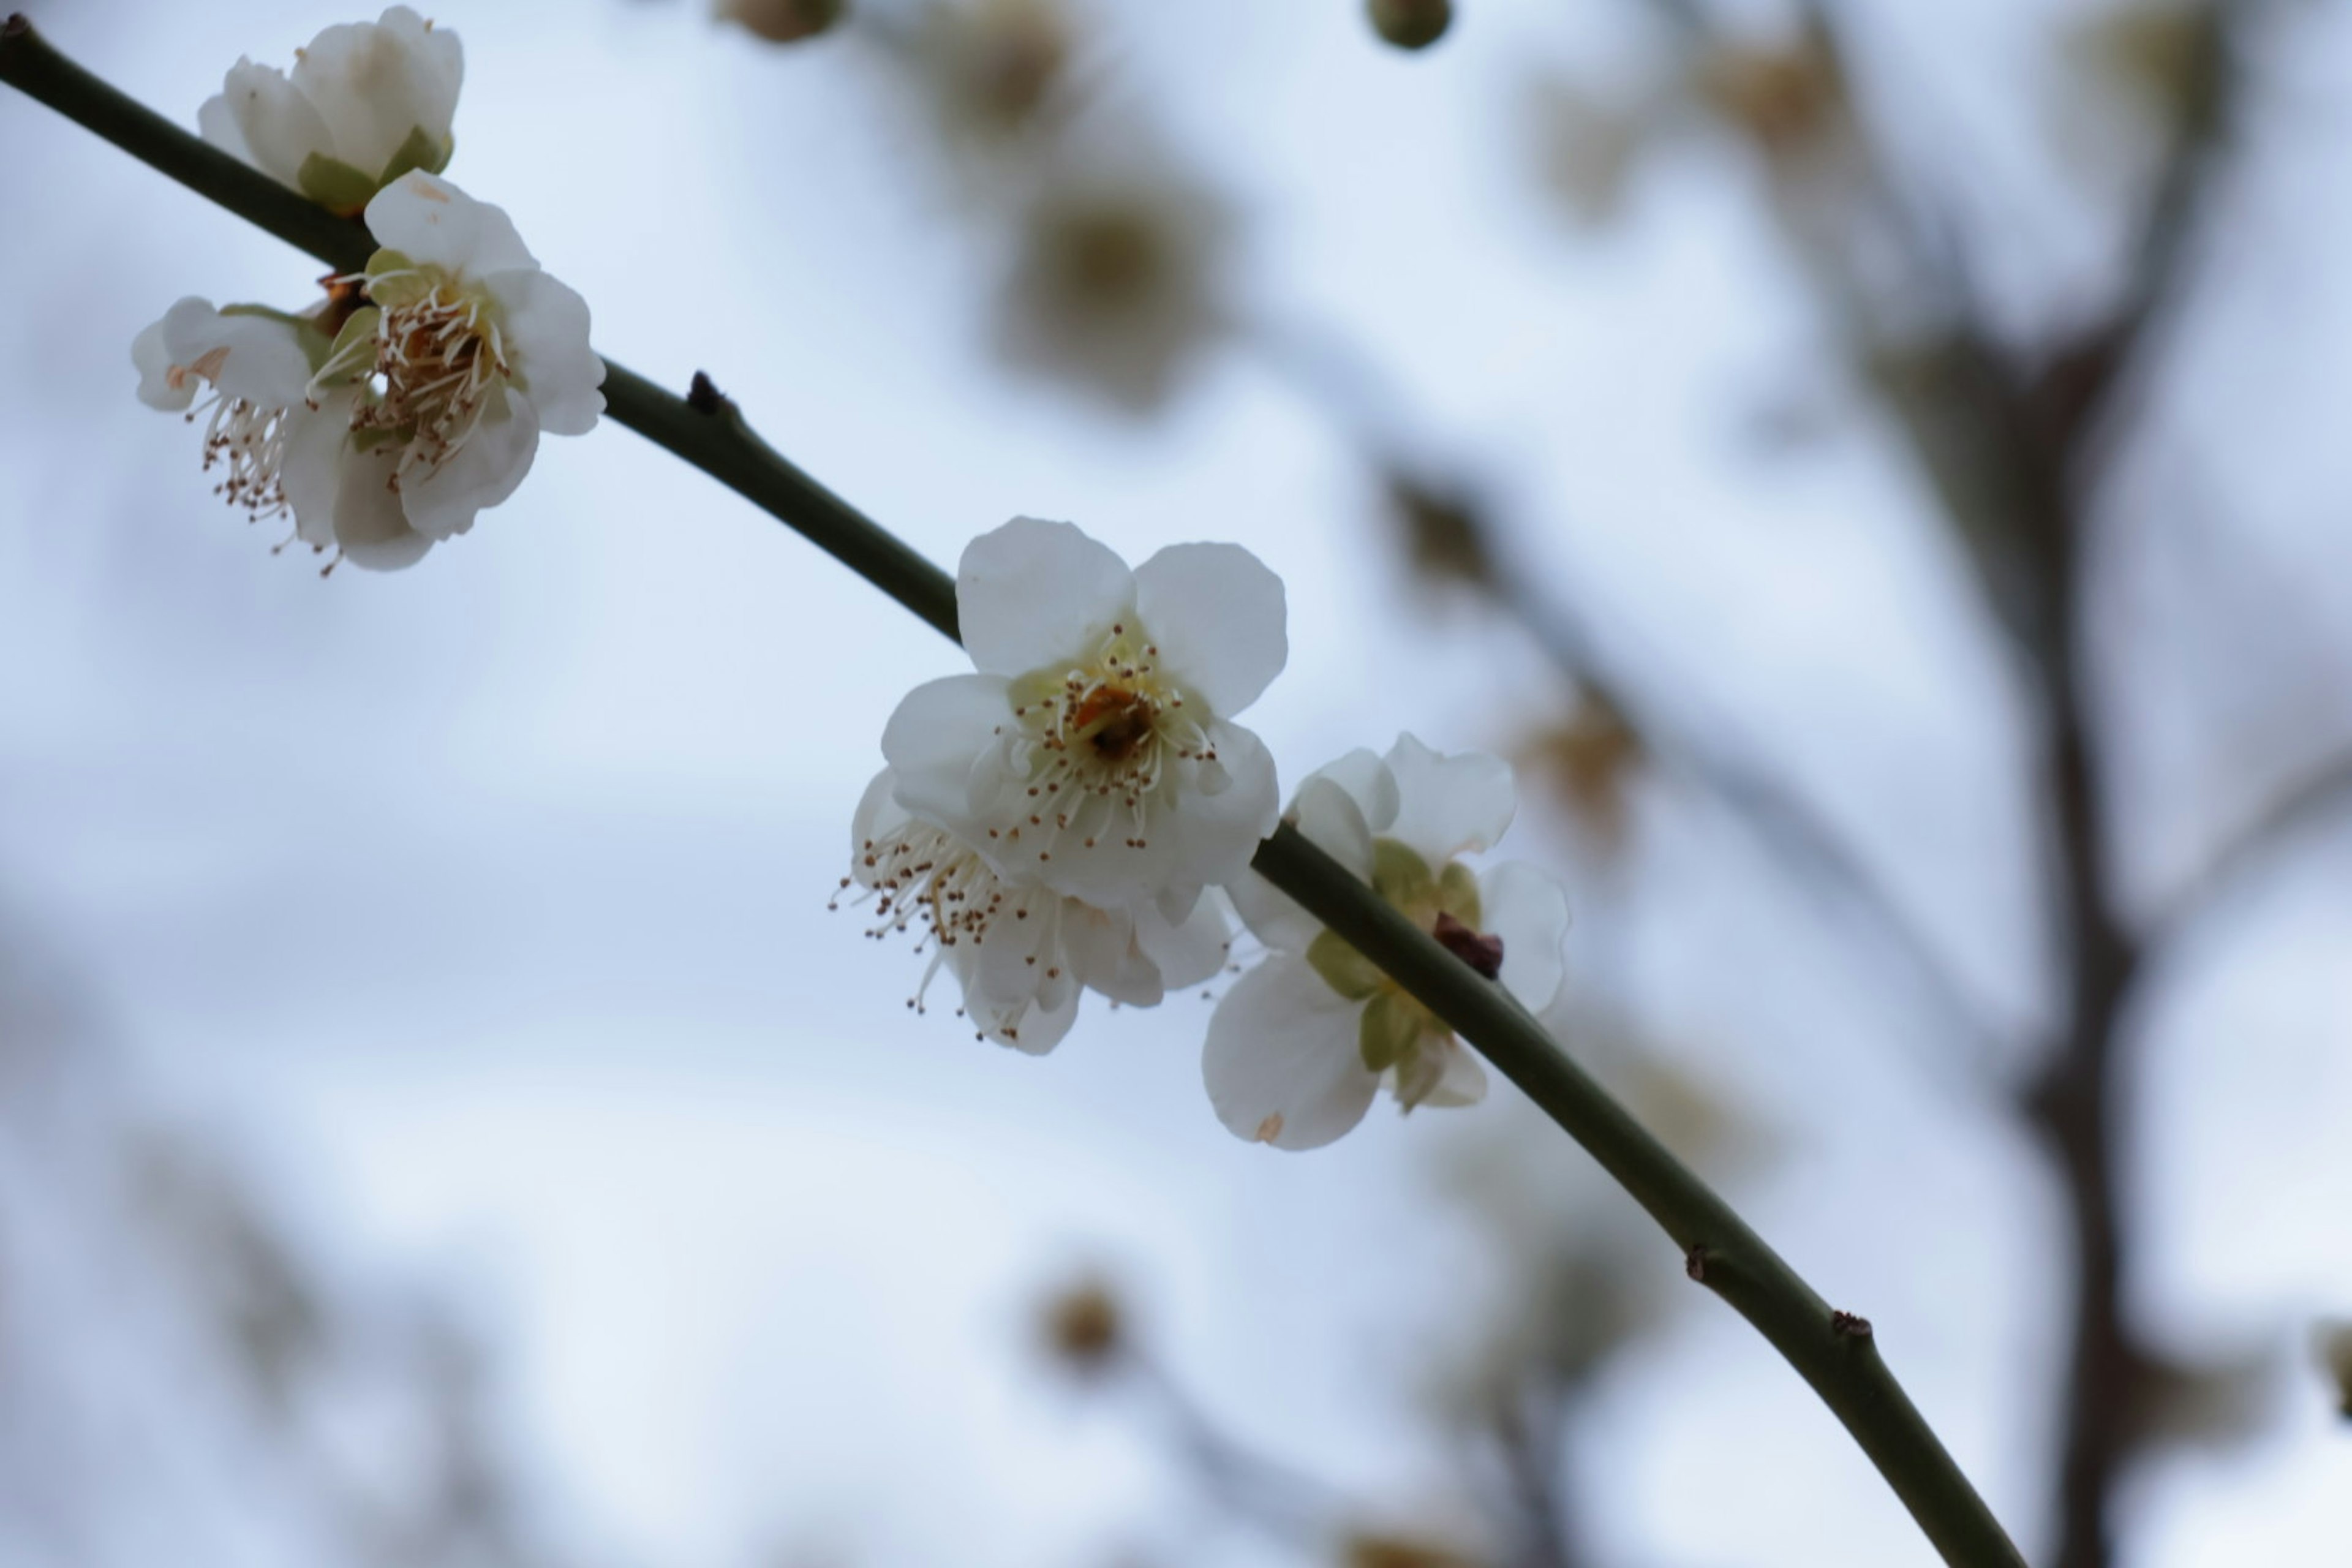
<box><xmin>1204</xmin><ymin>735</ymin><xmax>1573</xmax><ymax>1150</ymax></box>
<box><xmin>200</xmin><ymin>7</ymin><xmax>462</xmax><ymax>214</ymax></box>
<box><xmin>134</xmin><ymin>296</ymin><xmax>322</xmax><ymax>523</ymax></box>
<box><xmin>131</xmin><ymin>173</ymin><xmax>602</xmax><ymax>571</ymax></box>
<box><xmin>843</xmin><ymin>769</ymin><xmax>1231</xmax><ymax>1052</ymax></box>
<box><xmin>882</xmin><ymin>517</ymin><xmax>1285</xmax><ymax>917</ymax></box>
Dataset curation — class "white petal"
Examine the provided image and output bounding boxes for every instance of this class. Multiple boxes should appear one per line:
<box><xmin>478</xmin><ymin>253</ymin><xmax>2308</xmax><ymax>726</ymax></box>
<box><xmin>848</xmin><ymin>767</ymin><xmax>908</xmax><ymax>875</ymax></box>
<box><xmin>1302</xmin><ymin>748</ymin><xmax>1400</xmax><ymax>836</ymax></box>
<box><xmin>132</xmin><ymin>303</ymin><xmax>201</xmax><ymax>411</ymax></box>
<box><xmin>1202</xmin><ymin>957</ymin><xmax>1378</xmax><ymax>1151</ymax></box>
<box><xmin>1481</xmin><ymin>859</ymin><xmax>1572</xmax><ymax>1013</ymax></box>
<box><xmin>364</xmin><ymin>172</ymin><xmax>537</xmax><ymax>277</ymax></box>
<box><xmin>956</xmin><ymin>517</ymin><xmax>1134</xmax><ymax>679</ymax></box>
<box><xmin>331</xmin><ymin>442</ymin><xmax>432</xmax><ymax>570</ymax></box>
<box><xmin>1167</xmin><ymin>717</ymin><xmax>1281</xmax><ymax>891</ymax></box>
<box><xmin>1132</xmin><ymin>541</ymin><xmax>1287</xmax><ymax>715</ymax></box>
<box><xmin>396</xmin><ymin>383</ymin><xmax>538</xmax><ymax>540</ymax></box>
<box><xmin>280</xmin><ymin>391</ymin><xmax>353</xmax><ymax>550</ymax></box>
<box><xmin>1416</xmin><ymin>1039</ymin><xmax>1490</xmax><ymax>1109</ymax></box>
<box><xmin>160</xmin><ymin>303</ymin><xmax>312</xmax><ymax>409</ymax></box>
<box><xmin>494</xmin><ymin>270</ymin><xmax>603</xmax><ymax>436</ymax></box>
<box><xmin>1229</xmin><ymin>771</ymin><xmax>1379</xmax><ymax>952</ymax></box>
<box><xmin>209</xmin><ymin>59</ymin><xmax>329</xmax><ymax>187</ymax></box>
<box><xmin>1136</xmin><ymin>891</ymin><xmax>1232</xmax><ymax>992</ymax></box>
<box><xmin>1066</xmin><ymin>900</ymin><xmax>1166</xmax><ymax>1008</ymax></box>
<box><xmin>1384</xmin><ymin>733</ymin><xmax>1517</xmax><ymax>864</ymax></box>
<box><xmin>289</xmin><ymin>9</ymin><xmax>459</xmax><ymax>176</ymax></box>
<box><xmin>195</xmin><ymin>92</ymin><xmax>255</xmax><ymax>167</ymax></box>
<box><xmin>881</xmin><ymin>674</ymin><xmax>1015</xmax><ymax>832</ymax></box>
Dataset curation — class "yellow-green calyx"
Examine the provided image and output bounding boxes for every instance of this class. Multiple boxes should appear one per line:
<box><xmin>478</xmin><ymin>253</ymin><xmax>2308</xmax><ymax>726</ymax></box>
<box><xmin>295</xmin><ymin>126</ymin><xmax>454</xmax><ymax>216</ymax></box>
<box><xmin>1304</xmin><ymin>838</ymin><xmax>1494</xmax><ymax>1096</ymax></box>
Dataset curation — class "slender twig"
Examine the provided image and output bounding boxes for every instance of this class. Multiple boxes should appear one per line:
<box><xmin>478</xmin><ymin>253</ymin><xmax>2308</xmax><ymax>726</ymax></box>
<box><xmin>0</xmin><ymin>17</ymin><xmax>2026</xmax><ymax>1566</ymax></box>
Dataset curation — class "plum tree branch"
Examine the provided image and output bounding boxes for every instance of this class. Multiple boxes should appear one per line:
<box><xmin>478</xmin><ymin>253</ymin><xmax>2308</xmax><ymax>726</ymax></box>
<box><xmin>0</xmin><ymin>15</ymin><xmax>2024</xmax><ymax>1566</ymax></box>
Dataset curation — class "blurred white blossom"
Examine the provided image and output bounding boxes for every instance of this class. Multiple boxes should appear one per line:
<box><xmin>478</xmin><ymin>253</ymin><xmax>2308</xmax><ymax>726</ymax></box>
<box><xmin>1204</xmin><ymin>736</ymin><xmax>1570</xmax><ymax>1150</ymax></box>
<box><xmin>199</xmin><ymin>6</ymin><xmax>461</xmax><ymax>214</ymax></box>
<box><xmin>882</xmin><ymin>517</ymin><xmax>1284</xmax><ymax>915</ymax></box>
<box><xmin>990</xmin><ymin>153</ymin><xmax>1233</xmax><ymax>415</ymax></box>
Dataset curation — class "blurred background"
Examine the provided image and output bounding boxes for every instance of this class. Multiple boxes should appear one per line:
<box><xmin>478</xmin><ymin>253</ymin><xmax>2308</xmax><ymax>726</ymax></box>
<box><xmin>3</xmin><ymin>0</ymin><xmax>2351</xmax><ymax>1563</ymax></box>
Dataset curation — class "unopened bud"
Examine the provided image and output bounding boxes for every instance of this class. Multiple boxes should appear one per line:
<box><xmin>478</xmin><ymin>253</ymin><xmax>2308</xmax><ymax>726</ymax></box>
<box><xmin>717</xmin><ymin>0</ymin><xmax>845</xmax><ymax>45</ymax></box>
<box><xmin>2318</xmin><ymin>1318</ymin><xmax>2352</xmax><ymax>1419</ymax></box>
<box><xmin>1366</xmin><ymin>0</ymin><xmax>1452</xmax><ymax>52</ymax></box>
<box><xmin>1041</xmin><ymin>1278</ymin><xmax>1123</xmax><ymax>1373</ymax></box>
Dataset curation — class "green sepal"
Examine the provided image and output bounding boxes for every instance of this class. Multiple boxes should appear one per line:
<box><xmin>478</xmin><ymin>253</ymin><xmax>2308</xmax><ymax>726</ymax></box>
<box><xmin>1437</xmin><ymin>861</ymin><xmax>1482</xmax><ymax>929</ymax></box>
<box><xmin>312</xmin><ymin>304</ymin><xmax>382</xmax><ymax>388</ymax></box>
<box><xmin>376</xmin><ymin>126</ymin><xmax>453</xmax><ymax>186</ymax></box>
<box><xmin>1370</xmin><ymin>838</ymin><xmax>1436</xmax><ymax>912</ymax></box>
<box><xmin>1306</xmin><ymin>929</ymin><xmax>1385</xmax><ymax>1003</ymax></box>
<box><xmin>296</xmin><ymin>151</ymin><xmax>381</xmax><ymax>215</ymax></box>
<box><xmin>1359</xmin><ymin>991</ymin><xmax>1423</xmax><ymax>1074</ymax></box>
<box><xmin>362</xmin><ymin>249</ymin><xmax>438</xmax><ymax>308</ymax></box>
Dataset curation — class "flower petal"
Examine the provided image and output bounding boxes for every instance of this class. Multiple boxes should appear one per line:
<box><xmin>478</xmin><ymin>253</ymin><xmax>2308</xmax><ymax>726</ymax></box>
<box><xmin>1384</xmin><ymin>733</ymin><xmax>1517</xmax><ymax>864</ymax></box>
<box><xmin>279</xmin><ymin>393</ymin><xmax>351</xmax><ymax>551</ymax></box>
<box><xmin>331</xmin><ymin>441</ymin><xmax>433</xmax><ymax>570</ymax></box>
<box><xmin>1133</xmin><ymin>541</ymin><xmax>1287</xmax><ymax>715</ymax></box>
<box><xmin>396</xmin><ymin>383</ymin><xmax>539</xmax><ymax>540</ymax></box>
<box><xmin>363</xmin><ymin>172</ymin><xmax>536</xmax><ymax>278</ymax></box>
<box><xmin>1303</xmin><ymin>747</ymin><xmax>1400</xmax><ymax>837</ymax></box>
<box><xmin>494</xmin><ymin>270</ymin><xmax>603</xmax><ymax>436</ymax></box>
<box><xmin>956</xmin><ymin>517</ymin><xmax>1134</xmax><ymax>679</ymax></box>
<box><xmin>289</xmin><ymin>7</ymin><xmax>462</xmax><ymax>178</ymax></box>
<box><xmin>132</xmin><ymin>303</ymin><xmax>201</xmax><ymax>411</ymax></box>
<box><xmin>1416</xmin><ymin>1038</ymin><xmax>1490</xmax><ymax>1109</ymax></box>
<box><xmin>208</xmin><ymin>59</ymin><xmax>329</xmax><ymax>187</ymax></box>
<box><xmin>1202</xmin><ymin>957</ymin><xmax>1378</xmax><ymax>1150</ymax></box>
<box><xmin>1229</xmin><ymin>768</ymin><xmax>1382</xmax><ymax>952</ymax></box>
<box><xmin>1481</xmin><ymin>859</ymin><xmax>1571</xmax><ymax>1012</ymax></box>
<box><xmin>159</xmin><ymin>303</ymin><xmax>314</xmax><ymax>409</ymax></box>
<box><xmin>881</xmin><ymin>673</ymin><xmax>1015</xmax><ymax>832</ymax></box>
<box><xmin>1137</xmin><ymin>891</ymin><xmax>1232</xmax><ymax>992</ymax></box>
<box><xmin>1167</xmin><ymin>717</ymin><xmax>1281</xmax><ymax>890</ymax></box>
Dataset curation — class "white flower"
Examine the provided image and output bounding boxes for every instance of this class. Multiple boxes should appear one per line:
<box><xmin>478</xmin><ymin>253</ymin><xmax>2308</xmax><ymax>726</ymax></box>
<box><xmin>843</xmin><ymin>769</ymin><xmax>1231</xmax><ymax>1053</ymax></box>
<box><xmin>881</xmin><ymin>517</ymin><xmax>1286</xmax><ymax>916</ymax></box>
<box><xmin>200</xmin><ymin>7</ymin><xmax>462</xmax><ymax>215</ymax></box>
<box><xmin>133</xmin><ymin>296</ymin><xmax>323</xmax><ymax>525</ymax></box>
<box><xmin>1203</xmin><ymin>735</ymin><xmax>1572</xmax><ymax>1150</ymax></box>
<box><xmin>135</xmin><ymin>175</ymin><xmax>603</xmax><ymax>571</ymax></box>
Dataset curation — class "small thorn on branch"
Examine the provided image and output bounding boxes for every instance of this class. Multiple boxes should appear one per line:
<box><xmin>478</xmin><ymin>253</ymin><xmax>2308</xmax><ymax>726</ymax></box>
<box><xmin>2</xmin><ymin>16</ymin><xmax>31</xmax><ymax>41</ymax></box>
<box><xmin>1685</xmin><ymin>1244</ymin><xmax>1711</xmax><ymax>1283</ymax></box>
<box><xmin>1832</xmin><ymin>1310</ymin><xmax>1875</xmax><ymax>1341</ymax></box>
<box><xmin>686</xmin><ymin>370</ymin><xmax>730</xmax><ymax>416</ymax></box>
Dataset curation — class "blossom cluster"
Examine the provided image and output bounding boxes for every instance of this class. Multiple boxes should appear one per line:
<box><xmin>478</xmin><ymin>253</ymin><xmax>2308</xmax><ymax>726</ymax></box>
<box><xmin>846</xmin><ymin>518</ymin><xmax>1574</xmax><ymax>1149</ymax></box>
<box><xmin>133</xmin><ymin>9</ymin><xmax>601</xmax><ymax>571</ymax></box>
<box><xmin>128</xmin><ymin>10</ymin><xmax>1575</xmax><ymax>1152</ymax></box>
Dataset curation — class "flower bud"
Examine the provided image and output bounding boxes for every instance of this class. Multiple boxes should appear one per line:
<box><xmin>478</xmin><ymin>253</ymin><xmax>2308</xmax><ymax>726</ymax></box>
<box><xmin>718</xmin><ymin>0</ymin><xmax>846</xmax><ymax>44</ymax></box>
<box><xmin>2318</xmin><ymin>1318</ymin><xmax>2352</xmax><ymax>1419</ymax></box>
<box><xmin>1040</xmin><ymin>1278</ymin><xmax>1124</xmax><ymax>1374</ymax></box>
<box><xmin>1366</xmin><ymin>0</ymin><xmax>1452</xmax><ymax>51</ymax></box>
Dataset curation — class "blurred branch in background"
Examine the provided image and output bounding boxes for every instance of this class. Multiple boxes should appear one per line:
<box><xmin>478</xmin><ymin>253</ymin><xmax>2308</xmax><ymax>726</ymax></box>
<box><xmin>0</xmin><ymin>899</ymin><xmax>580</xmax><ymax>1568</ymax></box>
<box><xmin>837</xmin><ymin>0</ymin><xmax>2339</xmax><ymax>1562</ymax></box>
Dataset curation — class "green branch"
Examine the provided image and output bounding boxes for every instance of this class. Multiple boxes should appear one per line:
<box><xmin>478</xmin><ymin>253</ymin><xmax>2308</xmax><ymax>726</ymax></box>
<box><xmin>0</xmin><ymin>16</ymin><xmax>2024</xmax><ymax>1566</ymax></box>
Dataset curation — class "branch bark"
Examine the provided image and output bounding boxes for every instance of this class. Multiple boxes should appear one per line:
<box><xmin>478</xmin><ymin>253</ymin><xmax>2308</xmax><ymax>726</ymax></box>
<box><xmin>1</xmin><ymin>15</ymin><xmax>2027</xmax><ymax>1566</ymax></box>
